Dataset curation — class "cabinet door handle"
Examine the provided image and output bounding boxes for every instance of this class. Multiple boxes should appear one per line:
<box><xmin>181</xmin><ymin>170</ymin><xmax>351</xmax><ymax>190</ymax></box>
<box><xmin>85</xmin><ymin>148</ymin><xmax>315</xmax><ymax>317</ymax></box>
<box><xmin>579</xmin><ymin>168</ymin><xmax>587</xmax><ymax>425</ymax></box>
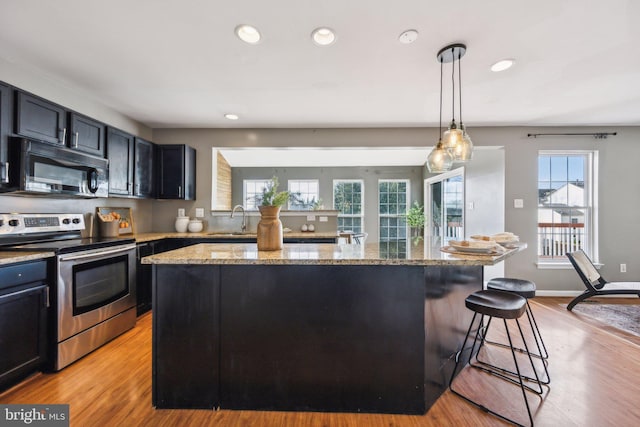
<box><xmin>178</xmin><ymin>185</ymin><xmax>182</xmax><ymax>198</ymax></box>
<box><xmin>74</xmin><ymin>132</ymin><xmax>79</xmax><ymax>148</ymax></box>
<box><xmin>44</xmin><ymin>286</ymin><xmax>50</xmax><ymax>308</ymax></box>
<box><xmin>1</xmin><ymin>162</ymin><xmax>8</xmax><ymax>183</ymax></box>
<box><xmin>60</xmin><ymin>127</ymin><xmax>67</xmax><ymax>143</ymax></box>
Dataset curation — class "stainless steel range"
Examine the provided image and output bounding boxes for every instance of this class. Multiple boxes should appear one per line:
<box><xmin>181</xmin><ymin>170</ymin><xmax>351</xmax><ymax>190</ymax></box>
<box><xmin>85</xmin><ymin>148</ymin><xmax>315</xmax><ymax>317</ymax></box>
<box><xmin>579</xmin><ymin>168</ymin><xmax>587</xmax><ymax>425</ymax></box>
<box><xmin>0</xmin><ymin>213</ymin><xmax>136</xmax><ymax>370</ymax></box>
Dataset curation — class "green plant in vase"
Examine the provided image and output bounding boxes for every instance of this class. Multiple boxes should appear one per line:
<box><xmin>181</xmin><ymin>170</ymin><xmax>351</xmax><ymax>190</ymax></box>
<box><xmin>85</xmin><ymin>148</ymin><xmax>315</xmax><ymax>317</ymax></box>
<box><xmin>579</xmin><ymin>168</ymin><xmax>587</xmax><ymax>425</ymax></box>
<box><xmin>406</xmin><ymin>201</ymin><xmax>426</xmax><ymax>244</ymax></box>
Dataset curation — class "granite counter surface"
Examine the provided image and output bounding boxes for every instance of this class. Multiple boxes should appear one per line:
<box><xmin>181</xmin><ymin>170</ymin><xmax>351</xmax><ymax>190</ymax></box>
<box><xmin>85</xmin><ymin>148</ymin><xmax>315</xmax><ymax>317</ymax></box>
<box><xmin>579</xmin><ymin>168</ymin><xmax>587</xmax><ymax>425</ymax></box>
<box><xmin>142</xmin><ymin>240</ymin><xmax>525</xmax><ymax>266</ymax></box>
<box><xmin>0</xmin><ymin>251</ymin><xmax>55</xmax><ymax>265</ymax></box>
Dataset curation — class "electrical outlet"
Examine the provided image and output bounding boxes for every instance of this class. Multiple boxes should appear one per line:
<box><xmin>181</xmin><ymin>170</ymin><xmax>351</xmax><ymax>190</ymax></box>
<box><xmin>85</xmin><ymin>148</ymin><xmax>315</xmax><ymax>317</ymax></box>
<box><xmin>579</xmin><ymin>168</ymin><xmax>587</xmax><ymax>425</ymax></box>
<box><xmin>307</xmin><ymin>215</ymin><xmax>316</xmax><ymax>222</ymax></box>
<box><xmin>514</xmin><ymin>199</ymin><xmax>524</xmax><ymax>208</ymax></box>
<box><xmin>195</xmin><ymin>208</ymin><xmax>204</xmax><ymax>218</ymax></box>
<box><xmin>319</xmin><ymin>216</ymin><xmax>328</xmax><ymax>222</ymax></box>
<box><xmin>620</xmin><ymin>264</ymin><xmax>627</xmax><ymax>273</ymax></box>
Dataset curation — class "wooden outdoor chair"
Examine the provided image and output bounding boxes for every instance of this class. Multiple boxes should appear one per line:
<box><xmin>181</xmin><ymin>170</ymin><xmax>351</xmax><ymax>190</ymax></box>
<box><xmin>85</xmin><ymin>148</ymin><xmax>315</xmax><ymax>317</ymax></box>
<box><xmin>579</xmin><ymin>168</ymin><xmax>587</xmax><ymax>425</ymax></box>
<box><xmin>566</xmin><ymin>250</ymin><xmax>640</xmax><ymax>311</ymax></box>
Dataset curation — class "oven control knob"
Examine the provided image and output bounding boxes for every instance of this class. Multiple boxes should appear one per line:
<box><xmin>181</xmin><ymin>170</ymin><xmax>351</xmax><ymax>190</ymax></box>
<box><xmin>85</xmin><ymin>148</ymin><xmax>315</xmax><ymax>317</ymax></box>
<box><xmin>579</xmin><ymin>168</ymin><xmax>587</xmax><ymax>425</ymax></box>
<box><xmin>72</xmin><ymin>218</ymin><xmax>81</xmax><ymax>224</ymax></box>
<box><xmin>62</xmin><ymin>218</ymin><xmax>71</xmax><ymax>225</ymax></box>
<box><xmin>8</xmin><ymin>219</ymin><xmax>19</xmax><ymax>227</ymax></box>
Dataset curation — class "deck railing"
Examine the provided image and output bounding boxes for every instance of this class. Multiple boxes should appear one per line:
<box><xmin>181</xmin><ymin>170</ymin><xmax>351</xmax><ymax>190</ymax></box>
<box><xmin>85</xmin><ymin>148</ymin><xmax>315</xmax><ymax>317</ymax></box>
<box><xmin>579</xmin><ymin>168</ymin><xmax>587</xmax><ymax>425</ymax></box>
<box><xmin>538</xmin><ymin>222</ymin><xmax>584</xmax><ymax>258</ymax></box>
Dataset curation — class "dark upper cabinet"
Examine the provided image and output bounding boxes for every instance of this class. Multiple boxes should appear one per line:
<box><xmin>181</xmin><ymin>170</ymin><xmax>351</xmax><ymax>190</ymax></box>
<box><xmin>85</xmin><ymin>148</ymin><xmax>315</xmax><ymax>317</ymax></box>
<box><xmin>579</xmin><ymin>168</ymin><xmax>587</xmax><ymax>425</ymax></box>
<box><xmin>68</xmin><ymin>112</ymin><xmax>105</xmax><ymax>157</ymax></box>
<box><xmin>0</xmin><ymin>82</ymin><xmax>11</xmax><ymax>185</ymax></box>
<box><xmin>106</xmin><ymin>126</ymin><xmax>135</xmax><ymax>196</ymax></box>
<box><xmin>15</xmin><ymin>91</ymin><xmax>67</xmax><ymax>145</ymax></box>
<box><xmin>134</xmin><ymin>137</ymin><xmax>156</xmax><ymax>198</ymax></box>
<box><xmin>157</xmin><ymin>144</ymin><xmax>196</xmax><ymax>200</ymax></box>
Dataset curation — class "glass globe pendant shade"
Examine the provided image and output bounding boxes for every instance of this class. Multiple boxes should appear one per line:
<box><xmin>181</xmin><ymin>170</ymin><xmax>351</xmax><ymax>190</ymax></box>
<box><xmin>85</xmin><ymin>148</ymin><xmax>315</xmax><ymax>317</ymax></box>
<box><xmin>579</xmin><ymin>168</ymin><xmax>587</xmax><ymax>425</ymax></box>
<box><xmin>426</xmin><ymin>140</ymin><xmax>454</xmax><ymax>173</ymax></box>
<box><xmin>453</xmin><ymin>123</ymin><xmax>473</xmax><ymax>163</ymax></box>
<box><xmin>442</xmin><ymin>119</ymin><xmax>464</xmax><ymax>153</ymax></box>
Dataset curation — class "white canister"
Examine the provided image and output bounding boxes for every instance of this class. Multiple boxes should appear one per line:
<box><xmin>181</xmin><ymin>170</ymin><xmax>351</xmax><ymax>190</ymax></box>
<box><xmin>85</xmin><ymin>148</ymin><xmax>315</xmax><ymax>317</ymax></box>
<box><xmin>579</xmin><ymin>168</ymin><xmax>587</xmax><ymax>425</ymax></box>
<box><xmin>188</xmin><ymin>219</ymin><xmax>203</xmax><ymax>233</ymax></box>
<box><xmin>175</xmin><ymin>216</ymin><xmax>190</xmax><ymax>233</ymax></box>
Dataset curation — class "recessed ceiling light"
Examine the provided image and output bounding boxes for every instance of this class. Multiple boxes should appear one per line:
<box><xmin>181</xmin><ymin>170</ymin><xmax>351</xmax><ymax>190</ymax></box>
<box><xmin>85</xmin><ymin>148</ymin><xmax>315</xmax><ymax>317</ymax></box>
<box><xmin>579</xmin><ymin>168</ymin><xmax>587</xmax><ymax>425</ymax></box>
<box><xmin>235</xmin><ymin>24</ymin><xmax>261</xmax><ymax>44</ymax></box>
<box><xmin>224</xmin><ymin>113</ymin><xmax>239</xmax><ymax>120</ymax></box>
<box><xmin>398</xmin><ymin>29</ymin><xmax>419</xmax><ymax>44</ymax></box>
<box><xmin>491</xmin><ymin>59</ymin><xmax>515</xmax><ymax>72</ymax></box>
<box><xmin>311</xmin><ymin>27</ymin><xmax>336</xmax><ymax>46</ymax></box>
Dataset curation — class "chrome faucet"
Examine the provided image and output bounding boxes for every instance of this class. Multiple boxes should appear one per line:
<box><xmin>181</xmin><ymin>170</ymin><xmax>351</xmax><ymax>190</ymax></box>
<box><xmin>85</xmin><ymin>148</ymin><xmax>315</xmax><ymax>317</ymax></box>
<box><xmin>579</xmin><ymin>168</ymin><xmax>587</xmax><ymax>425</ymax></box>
<box><xmin>231</xmin><ymin>205</ymin><xmax>246</xmax><ymax>233</ymax></box>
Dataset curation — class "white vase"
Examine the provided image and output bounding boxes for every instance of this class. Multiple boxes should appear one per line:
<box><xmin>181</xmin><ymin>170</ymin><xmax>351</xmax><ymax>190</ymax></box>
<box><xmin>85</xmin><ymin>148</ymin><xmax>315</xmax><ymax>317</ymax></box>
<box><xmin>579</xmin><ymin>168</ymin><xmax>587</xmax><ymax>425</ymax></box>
<box><xmin>175</xmin><ymin>216</ymin><xmax>190</xmax><ymax>233</ymax></box>
<box><xmin>188</xmin><ymin>219</ymin><xmax>203</xmax><ymax>233</ymax></box>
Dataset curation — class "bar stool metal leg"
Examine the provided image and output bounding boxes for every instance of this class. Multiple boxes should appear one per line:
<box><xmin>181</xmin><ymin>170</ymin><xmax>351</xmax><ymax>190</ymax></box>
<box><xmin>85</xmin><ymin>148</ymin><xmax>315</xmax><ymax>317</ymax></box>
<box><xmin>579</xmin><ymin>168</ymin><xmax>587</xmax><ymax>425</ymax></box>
<box><xmin>449</xmin><ymin>290</ymin><xmax>542</xmax><ymax>427</ymax></box>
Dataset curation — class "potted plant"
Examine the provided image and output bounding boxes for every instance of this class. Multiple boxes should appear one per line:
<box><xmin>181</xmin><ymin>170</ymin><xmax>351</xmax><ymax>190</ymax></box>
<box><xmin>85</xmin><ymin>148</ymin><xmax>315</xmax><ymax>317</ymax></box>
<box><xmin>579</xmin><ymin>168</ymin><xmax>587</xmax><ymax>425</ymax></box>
<box><xmin>255</xmin><ymin>177</ymin><xmax>291</xmax><ymax>251</ymax></box>
<box><xmin>406</xmin><ymin>201</ymin><xmax>426</xmax><ymax>243</ymax></box>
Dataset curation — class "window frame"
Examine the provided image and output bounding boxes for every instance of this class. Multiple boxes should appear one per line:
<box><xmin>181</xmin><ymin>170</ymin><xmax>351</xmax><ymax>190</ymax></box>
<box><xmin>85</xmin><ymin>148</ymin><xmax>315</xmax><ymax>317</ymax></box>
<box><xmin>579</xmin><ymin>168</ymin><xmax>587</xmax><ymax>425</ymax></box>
<box><xmin>288</xmin><ymin>179</ymin><xmax>320</xmax><ymax>210</ymax></box>
<box><xmin>243</xmin><ymin>178</ymin><xmax>271</xmax><ymax>211</ymax></box>
<box><xmin>332</xmin><ymin>179</ymin><xmax>365</xmax><ymax>233</ymax></box>
<box><xmin>378</xmin><ymin>178</ymin><xmax>410</xmax><ymax>240</ymax></box>
<box><xmin>536</xmin><ymin>150</ymin><xmax>599</xmax><ymax>267</ymax></box>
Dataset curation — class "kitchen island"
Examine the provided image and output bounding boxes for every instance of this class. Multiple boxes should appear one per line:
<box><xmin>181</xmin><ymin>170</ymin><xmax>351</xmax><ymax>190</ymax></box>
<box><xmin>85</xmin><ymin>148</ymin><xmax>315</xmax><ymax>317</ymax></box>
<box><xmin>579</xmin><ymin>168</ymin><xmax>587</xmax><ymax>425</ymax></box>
<box><xmin>143</xmin><ymin>240</ymin><xmax>524</xmax><ymax>414</ymax></box>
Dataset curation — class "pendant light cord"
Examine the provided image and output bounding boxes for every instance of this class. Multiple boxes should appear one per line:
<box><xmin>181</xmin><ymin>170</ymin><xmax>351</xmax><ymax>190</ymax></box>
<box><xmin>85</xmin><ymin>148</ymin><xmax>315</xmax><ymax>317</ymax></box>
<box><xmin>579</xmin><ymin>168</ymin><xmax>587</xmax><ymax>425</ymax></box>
<box><xmin>451</xmin><ymin>47</ymin><xmax>456</xmax><ymax>122</ymax></box>
<box><xmin>458</xmin><ymin>49</ymin><xmax>463</xmax><ymax>125</ymax></box>
<box><xmin>439</xmin><ymin>58</ymin><xmax>443</xmax><ymax>138</ymax></box>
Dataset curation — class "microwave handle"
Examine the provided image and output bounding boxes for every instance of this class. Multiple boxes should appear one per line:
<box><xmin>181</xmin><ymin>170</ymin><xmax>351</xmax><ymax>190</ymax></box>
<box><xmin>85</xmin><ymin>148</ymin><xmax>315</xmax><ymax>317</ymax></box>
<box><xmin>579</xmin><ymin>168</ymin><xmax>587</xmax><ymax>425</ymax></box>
<box><xmin>58</xmin><ymin>244</ymin><xmax>136</xmax><ymax>262</ymax></box>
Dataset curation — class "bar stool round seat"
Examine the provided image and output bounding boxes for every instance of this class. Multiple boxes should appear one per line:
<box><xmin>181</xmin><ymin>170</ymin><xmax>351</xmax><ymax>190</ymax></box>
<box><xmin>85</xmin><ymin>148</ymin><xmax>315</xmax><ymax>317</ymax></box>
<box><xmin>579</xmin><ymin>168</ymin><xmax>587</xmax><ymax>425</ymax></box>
<box><xmin>465</xmin><ymin>289</ymin><xmax>526</xmax><ymax>319</ymax></box>
<box><xmin>487</xmin><ymin>277</ymin><xmax>536</xmax><ymax>298</ymax></box>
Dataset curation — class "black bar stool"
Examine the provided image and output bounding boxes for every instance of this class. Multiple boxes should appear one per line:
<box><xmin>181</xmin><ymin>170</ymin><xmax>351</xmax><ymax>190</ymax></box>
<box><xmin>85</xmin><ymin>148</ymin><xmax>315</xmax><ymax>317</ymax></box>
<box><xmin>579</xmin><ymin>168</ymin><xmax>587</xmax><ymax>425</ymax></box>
<box><xmin>449</xmin><ymin>289</ymin><xmax>540</xmax><ymax>427</ymax></box>
<box><xmin>480</xmin><ymin>278</ymin><xmax>550</xmax><ymax>386</ymax></box>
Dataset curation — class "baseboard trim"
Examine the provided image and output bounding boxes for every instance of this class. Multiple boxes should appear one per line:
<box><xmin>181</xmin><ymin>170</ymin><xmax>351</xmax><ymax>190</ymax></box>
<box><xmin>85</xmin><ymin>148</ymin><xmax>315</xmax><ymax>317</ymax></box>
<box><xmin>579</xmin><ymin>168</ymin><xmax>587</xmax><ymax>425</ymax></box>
<box><xmin>536</xmin><ymin>290</ymin><xmax>638</xmax><ymax>298</ymax></box>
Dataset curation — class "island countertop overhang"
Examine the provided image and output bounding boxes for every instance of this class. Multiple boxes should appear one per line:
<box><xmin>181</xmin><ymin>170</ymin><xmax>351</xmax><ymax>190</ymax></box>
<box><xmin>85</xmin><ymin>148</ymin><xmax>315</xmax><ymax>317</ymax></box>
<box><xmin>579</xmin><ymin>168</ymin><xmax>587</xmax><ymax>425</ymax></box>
<box><xmin>142</xmin><ymin>241</ymin><xmax>525</xmax><ymax>266</ymax></box>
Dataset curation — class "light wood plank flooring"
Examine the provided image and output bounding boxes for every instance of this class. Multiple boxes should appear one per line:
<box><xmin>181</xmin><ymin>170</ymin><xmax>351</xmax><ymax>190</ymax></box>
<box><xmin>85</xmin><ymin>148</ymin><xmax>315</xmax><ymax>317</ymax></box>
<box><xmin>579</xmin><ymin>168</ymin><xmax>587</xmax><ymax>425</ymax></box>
<box><xmin>2</xmin><ymin>297</ymin><xmax>639</xmax><ymax>426</ymax></box>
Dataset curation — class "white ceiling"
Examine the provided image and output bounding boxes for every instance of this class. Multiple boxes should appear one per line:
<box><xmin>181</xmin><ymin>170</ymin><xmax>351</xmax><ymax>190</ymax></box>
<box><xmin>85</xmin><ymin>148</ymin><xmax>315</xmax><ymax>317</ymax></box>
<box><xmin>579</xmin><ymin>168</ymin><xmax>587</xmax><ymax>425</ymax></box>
<box><xmin>1</xmin><ymin>0</ymin><xmax>639</xmax><ymax>129</ymax></box>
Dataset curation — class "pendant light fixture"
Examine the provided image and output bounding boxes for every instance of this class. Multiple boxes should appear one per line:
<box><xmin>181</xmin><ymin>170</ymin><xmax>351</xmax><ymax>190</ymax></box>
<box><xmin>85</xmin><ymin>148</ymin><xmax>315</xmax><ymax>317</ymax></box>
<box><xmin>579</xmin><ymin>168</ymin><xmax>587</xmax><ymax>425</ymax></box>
<box><xmin>437</xmin><ymin>43</ymin><xmax>473</xmax><ymax>163</ymax></box>
<box><xmin>426</xmin><ymin>53</ymin><xmax>453</xmax><ymax>173</ymax></box>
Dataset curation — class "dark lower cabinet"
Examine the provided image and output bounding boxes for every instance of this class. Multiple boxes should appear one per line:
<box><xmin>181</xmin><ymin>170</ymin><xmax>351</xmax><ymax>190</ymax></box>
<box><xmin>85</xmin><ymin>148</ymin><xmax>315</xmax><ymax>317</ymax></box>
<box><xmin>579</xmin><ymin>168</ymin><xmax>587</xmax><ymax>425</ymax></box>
<box><xmin>0</xmin><ymin>260</ymin><xmax>49</xmax><ymax>391</ymax></box>
<box><xmin>136</xmin><ymin>243</ymin><xmax>153</xmax><ymax>316</ymax></box>
<box><xmin>68</xmin><ymin>112</ymin><xmax>105</xmax><ymax>157</ymax></box>
<box><xmin>107</xmin><ymin>126</ymin><xmax>135</xmax><ymax>196</ymax></box>
<box><xmin>0</xmin><ymin>81</ymin><xmax>11</xmax><ymax>185</ymax></box>
<box><xmin>153</xmin><ymin>265</ymin><xmax>219</xmax><ymax>408</ymax></box>
<box><xmin>15</xmin><ymin>91</ymin><xmax>66</xmax><ymax>145</ymax></box>
<box><xmin>157</xmin><ymin>144</ymin><xmax>196</xmax><ymax>200</ymax></box>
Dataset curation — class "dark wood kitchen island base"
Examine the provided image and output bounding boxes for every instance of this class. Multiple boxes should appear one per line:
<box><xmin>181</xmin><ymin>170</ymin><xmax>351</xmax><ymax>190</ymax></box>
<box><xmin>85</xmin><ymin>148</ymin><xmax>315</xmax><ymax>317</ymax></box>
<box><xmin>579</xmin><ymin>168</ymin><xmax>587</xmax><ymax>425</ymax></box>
<box><xmin>146</xmin><ymin>242</ymin><xmax>522</xmax><ymax>414</ymax></box>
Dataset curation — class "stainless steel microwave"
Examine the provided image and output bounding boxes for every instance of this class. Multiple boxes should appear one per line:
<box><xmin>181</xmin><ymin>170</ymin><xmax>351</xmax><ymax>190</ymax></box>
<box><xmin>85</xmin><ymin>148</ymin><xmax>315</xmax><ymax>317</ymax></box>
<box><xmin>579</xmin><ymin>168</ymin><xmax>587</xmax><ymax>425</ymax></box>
<box><xmin>2</xmin><ymin>137</ymin><xmax>108</xmax><ymax>198</ymax></box>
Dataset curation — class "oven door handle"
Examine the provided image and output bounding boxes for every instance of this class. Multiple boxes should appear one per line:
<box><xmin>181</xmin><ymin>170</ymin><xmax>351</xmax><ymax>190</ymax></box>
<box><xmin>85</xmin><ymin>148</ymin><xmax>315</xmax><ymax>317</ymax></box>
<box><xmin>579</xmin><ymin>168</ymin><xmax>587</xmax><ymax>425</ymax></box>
<box><xmin>58</xmin><ymin>244</ymin><xmax>136</xmax><ymax>262</ymax></box>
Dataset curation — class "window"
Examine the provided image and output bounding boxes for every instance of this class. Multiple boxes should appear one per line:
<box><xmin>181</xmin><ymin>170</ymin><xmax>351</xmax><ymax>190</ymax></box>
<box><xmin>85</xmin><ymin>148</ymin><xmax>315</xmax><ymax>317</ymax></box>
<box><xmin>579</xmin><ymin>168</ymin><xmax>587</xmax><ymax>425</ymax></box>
<box><xmin>288</xmin><ymin>180</ymin><xmax>320</xmax><ymax>210</ymax></box>
<box><xmin>425</xmin><ymin>168</ymin><xmax>465</xmax><ymax>240</ymax></box>
<box><xmin>333</xmin><ymin>180</ymin><xmax>364</xmax><ymax>233</ymax></box>
<box><xmin>243</xmin><ymin>179</ymin><xmax>271</xmax><ymax>210</ymax></box>
<box><xmin>537</xmin><ymin>151</ymin><xmax>598</xmax><ymax>262</ymax></box>
<box><xmin>378</xmin><ymin>180</ymin><xmax>409</xmax><ymax>257</ymax></box>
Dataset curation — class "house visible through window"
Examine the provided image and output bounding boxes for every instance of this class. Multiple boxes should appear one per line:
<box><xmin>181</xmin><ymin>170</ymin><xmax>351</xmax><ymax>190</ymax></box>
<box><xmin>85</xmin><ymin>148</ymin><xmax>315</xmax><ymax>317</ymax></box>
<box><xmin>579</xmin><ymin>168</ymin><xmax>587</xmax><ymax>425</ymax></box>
<box><xmin>537</xmin><ymin>151</ymin><xmax>598</xmax><ymax>262</ymax></box>
<box><xmin>378</xmin><ymin>180</ymin><xmax>409</xmax><ymax>257</ymax></box>
<box><xmin>243</xmin><ymin>179</ymin><xmax>271</xmax><ymax>210</ymax></box>
<box><xmin>333</xmin><ymin>180</ymin><xmax>364</xmax><ymax>233</ymax></box>
<box><xmin>288</xmin><ymin>180</ymin><xmax>320</xmax><ymax>210</ymax></box>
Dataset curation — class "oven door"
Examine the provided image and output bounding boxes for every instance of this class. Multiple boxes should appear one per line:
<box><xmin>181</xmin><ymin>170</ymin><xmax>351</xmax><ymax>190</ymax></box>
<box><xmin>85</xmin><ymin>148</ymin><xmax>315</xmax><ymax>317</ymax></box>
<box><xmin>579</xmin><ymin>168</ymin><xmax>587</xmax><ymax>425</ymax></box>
<box><xmin>57</xmin><ymin>244</ymin><xmax>136</xmax><ymax>342</ymax></box>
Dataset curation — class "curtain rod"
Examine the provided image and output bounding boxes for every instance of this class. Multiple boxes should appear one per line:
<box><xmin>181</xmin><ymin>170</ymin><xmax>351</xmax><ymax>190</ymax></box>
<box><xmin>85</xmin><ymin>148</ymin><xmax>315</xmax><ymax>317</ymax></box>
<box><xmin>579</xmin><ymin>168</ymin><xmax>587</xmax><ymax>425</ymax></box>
<box><xmin>527</xmin><ymin>132</ymin><xmax>617</xmax><ymax>139</ymax></box>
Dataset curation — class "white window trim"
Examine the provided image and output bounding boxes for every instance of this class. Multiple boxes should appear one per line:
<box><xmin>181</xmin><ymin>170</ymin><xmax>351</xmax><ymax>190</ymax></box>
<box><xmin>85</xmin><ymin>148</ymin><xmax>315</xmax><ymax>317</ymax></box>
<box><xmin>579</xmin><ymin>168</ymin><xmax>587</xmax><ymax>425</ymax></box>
<box><xmin>377</xmin><ymin>179</ymin><xmax>410</xmax><ymax>241</ymax></box>
<box><xmin>333</xmin><ymin>179</ymin><xmax>365</xmax><ymax>232</ymax></box>
<box><xmin>537</xmin><ymin>150</ymin><xmax>599</xmax><ymax>267</ymax></box>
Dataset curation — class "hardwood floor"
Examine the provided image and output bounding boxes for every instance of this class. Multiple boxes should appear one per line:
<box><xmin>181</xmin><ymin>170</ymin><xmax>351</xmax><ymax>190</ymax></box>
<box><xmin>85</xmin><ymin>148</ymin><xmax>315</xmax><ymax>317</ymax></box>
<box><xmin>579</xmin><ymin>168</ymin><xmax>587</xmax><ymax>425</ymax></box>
<box><xmin>2</xmin><ymin>297</ymin><xmax>640</xmax><ymax>426</ymax></box>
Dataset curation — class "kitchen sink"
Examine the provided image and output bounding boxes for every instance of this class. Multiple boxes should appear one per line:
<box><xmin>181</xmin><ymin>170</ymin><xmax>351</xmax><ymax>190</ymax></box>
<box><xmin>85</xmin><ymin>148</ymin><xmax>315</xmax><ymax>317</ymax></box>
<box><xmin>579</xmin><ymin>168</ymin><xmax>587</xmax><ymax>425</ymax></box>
<box><xmin>207</xmin><ymin>232</ymin><xmax>252</xmax><ymax>236</ymax></box>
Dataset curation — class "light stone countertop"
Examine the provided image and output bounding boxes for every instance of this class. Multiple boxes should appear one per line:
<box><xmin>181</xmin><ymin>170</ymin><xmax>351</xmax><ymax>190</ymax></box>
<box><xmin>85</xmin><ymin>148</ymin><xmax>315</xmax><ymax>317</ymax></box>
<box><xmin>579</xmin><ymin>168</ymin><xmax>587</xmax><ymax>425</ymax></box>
<box><xmin>0</xmin><ymin>251</ymin><xmax>55</xmax><ymax>265</ymax></box>
<box><xmin>142</xmin><ymin>240</ymin><xmax>526</xmax><ymax>266</ymax></box>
